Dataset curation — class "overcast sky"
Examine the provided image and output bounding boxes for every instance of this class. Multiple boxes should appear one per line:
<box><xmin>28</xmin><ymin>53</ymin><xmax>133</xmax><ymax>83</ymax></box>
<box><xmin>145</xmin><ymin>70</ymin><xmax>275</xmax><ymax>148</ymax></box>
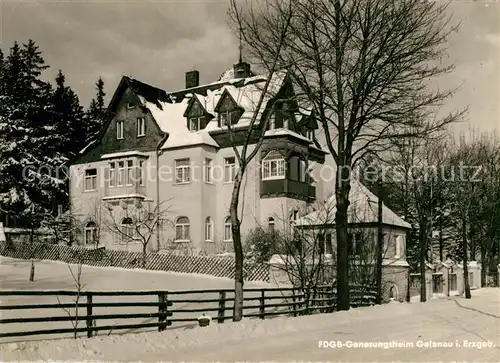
<box><xmin>1</xmin><ymin>0</ymin><xmax>499</xmax><ymax>134</ymax></box>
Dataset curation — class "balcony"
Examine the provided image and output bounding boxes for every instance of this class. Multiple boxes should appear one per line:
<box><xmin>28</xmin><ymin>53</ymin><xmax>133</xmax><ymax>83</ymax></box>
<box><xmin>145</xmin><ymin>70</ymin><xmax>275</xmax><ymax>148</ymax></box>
<box><xmin>260</xmin><ymin>178</ymin><xmax>315</xmax><ymax>201</ymax></box>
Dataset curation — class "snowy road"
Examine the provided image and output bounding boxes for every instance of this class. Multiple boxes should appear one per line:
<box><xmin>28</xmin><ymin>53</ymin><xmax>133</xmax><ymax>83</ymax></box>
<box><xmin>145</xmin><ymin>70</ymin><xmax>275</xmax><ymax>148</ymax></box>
<box><xmin>1</xmin><ymin>288</ymin><xmax>499</xmax><ymax>362</ymax></box>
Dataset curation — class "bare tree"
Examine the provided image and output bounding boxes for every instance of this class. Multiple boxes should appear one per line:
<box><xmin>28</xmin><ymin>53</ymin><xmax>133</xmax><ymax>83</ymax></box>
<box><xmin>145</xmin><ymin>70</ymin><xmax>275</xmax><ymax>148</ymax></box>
<box><xmin>57</xmin><ymin>256</ymin><xmax>85</xmax><ymax>339</ymax></box>
<box><xmin>237</xmin><ymin>0</ymin><xmax>464</xmax><ymax>311</ymax></box>
<box><xmin>226</xmin><ymin>0</ymin><xmax>294</xmax><ymax>321</ymax></box>
<box><xmin>104</xmin><ymin>200</ymin><xmax>172</xmax><ymax>268</ymax></box>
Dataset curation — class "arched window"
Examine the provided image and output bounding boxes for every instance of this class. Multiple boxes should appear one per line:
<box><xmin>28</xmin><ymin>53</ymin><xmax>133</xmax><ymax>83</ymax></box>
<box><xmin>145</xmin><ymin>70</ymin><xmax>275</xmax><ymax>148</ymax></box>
<box><xmin>224</xmin><ymin>216</ymin><xmax>232</xmax><ymax>241</ymax></box>
<box><xmin>120</xmin><ymin>217</ymin><xmax>134</xmax><ymax>243</ymax></box>
<box><xmin>85</xmin><ymin>221</ymin><xmax>97</xmax><ymax>245</ymax></box>
<box><xmin>205</xmin><ymin>217</ymin><xmax>213</xmax><ymax>241</ymax></box>
<box><xmin>175</xmin><ymin>216</ymin><xmax>190</xmax><ymax>241</ymax></box>
<box><xmin>268</xmin><ymin>217</ymin><xmax>275</xmax><ymax>232</ymax></box>
<box><xmin>261</xmin><ymin>150</ymin><xmax>285</xmax><ymax>180</ymax></box>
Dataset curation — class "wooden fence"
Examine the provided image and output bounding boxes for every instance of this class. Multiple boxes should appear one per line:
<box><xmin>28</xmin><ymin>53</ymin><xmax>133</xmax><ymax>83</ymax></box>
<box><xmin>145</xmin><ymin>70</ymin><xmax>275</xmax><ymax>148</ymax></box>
<box><xmin>0</xmin><ymin>241</ymin><xmax>270</xmax><ymax>282</ymax></box>
<box><xmin>0</xmin><ymin>286</ymin><xmax>343</xmax><ymax>341</ymax></box>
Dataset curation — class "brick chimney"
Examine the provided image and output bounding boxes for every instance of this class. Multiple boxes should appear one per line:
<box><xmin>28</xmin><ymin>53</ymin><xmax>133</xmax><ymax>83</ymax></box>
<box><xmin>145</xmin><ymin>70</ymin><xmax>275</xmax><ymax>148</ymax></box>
<box><xmin>233</xmin><ymin>62</ymin><xmax>251</xmax><ymax>79</ymax></box>
<box><xmin>185</xmin><ymin>70</ymin><xmax>200</xmax><ymax>89</ymax></box>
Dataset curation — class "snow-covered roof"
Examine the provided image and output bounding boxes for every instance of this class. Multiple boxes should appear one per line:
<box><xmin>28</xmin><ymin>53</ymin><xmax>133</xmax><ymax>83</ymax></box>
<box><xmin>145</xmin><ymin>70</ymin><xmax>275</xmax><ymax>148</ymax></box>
<box><xmin>138</xmin><ymin>70</ymin><xmax>289</xmax><ymax>150</ymax></box>
<box><xmin>295</xmin><ymin>179</ymin><xmax>411</xmax><ymax>229</ymax></box>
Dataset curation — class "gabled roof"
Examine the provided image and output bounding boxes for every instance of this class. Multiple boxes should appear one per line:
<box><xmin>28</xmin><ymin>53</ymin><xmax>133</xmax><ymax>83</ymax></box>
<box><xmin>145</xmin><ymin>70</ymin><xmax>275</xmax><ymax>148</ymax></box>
<box><xmin>78</xmin><ymin>69</ymin><xmax>322</xmax><ymax>154</ymax></box>
<box><xmin>295</xmin><ymin>179</ymin><xmax>411</xmax><ymax>229</ymax></box>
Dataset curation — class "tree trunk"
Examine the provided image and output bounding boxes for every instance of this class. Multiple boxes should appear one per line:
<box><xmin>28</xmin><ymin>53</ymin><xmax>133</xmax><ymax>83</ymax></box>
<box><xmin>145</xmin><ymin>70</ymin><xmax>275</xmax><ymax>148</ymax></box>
<box><xmin>142</xmin><ymin>244</ymin><xmax>147</xmax><ymax>268</ymax></box>
<box><xmin>29</xmin><ymin>259</ymin><xmax>35</xmax><ymax>281</ymax></box>
<box><xmin>335</xmin><ymin>172</ymin><xmax>350</xmax><ymax>311</ymax></box>
<box><xmin>230</xmin><ymin>173</ymin><xmax>245</xmax><ymax>321</ymax></box>
<box><xmin>462</xmin><ymin>214</ymin><xmax>471</xmax><ymax>299</ymax></box>
<box><xmin>480</xmin><ymin>245</ymin><xmax>486</xmax><ymax>287</ymax></box>
<box><xmin>419</xmin><ymin>220</ymin><xmax>427</xmax><ymax>302</ymax></box>
<box><xmin>438</xmin><ymin>223</ymin><xmax>444</xmax><ymax>262</ymax></box>
<box><xmin>375</xmin><ymin>179</ymin><xmax>383</xmax><ymax>304</ymax></box>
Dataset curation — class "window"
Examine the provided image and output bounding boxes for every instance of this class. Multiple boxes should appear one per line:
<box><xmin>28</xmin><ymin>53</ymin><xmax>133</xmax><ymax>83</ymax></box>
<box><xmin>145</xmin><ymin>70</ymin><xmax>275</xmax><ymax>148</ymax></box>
<box><xmin>262</xmin><ymin>150</ymin><xmax>285</xmax><ymax>180</ymax></box>
<box><xmin>189</xmin><ymin>116</ymin><xmax>204</xmax><ymax>131</ymax></box>
<box><xmin>205</xmin><ymin>217</ymin><xmax>213</xmax><ymax>241</ymax></box>
<box><xmin>120</xmin><ymin>217</ymin><xmax>134</xmax><ymax>243</ymax></box>
<box><xmin>109</xmin><ymin>162</ymin><xmax>116</xmax><ymax>187</ymax></box>
<box><xmin>224</xmin><ymin>157</ymin><xmax>237</xmax><ymax>183</ymax></box>
<box><xmin>117</xmin><ymin>161</ymin><xmax>125</xmax><ymax>186</ymax></box>
<box><xmin>318</xmin><ymin>234</ymin><xmax>325</xmax><ymax>255</ymax></box>
<box><xmin>325</xmin><ymin>233</ymin><xmax>333</xmax><ymax>255</ymax></box>
<box><xmin>395</xmin><ymin>235</ymin><xmax>402</xmax><ymax>258</ymax></box>
<box><xmin>126</xmin><ymin>160</ymin><xmax>134</xmax><ymax>186</ymax></box>
<box><xmin>268</xmin><ymin>217</ymin><xmax>275</xmax><ymax>232</ymax></box>
<box><xmin>85</xmin><ymin>221</ymin><xmax>97</xmax><ymax>245</ymax></box>
<box><xmin>204</xmin><ymin>158</ymin><xmax>213</xmax><ymax>183</ymax></box>
<box><xmin>127</xmin><ymin>102</ymin><xmax>135</xmax><ymax>109</ymax></box>
<box><xmin>220</xmin><ymin>110</ymin><xmax>238</xmax><ymax>127</ymax></box>
<box><xmin>224</xmin><ymin>216</ymin><xmax>232</xmax><ymax>241</ymax></box>
<box><xmin>84</xmin><ymin>169</ymin><xmax>97</xmax><ymax>191</ymax></box>
<box><xmin>175</xmin><ymin>216</ymin><xmax>190</xmax><ymax>241</ymax></box>
<box><xmin>116</xmin><ymin>120</ymin><xmax>124</xmax><ymax>139</ymax></box>
<box><xmin>348</xmin><ymin>232</ymin><xmax>362</xmax><ymax>256</ymax></box>
<box><xmin>299</xmin><ymin>159</ymin><xmax>307</xmax><ymax>182</ymax></box>
<box><xmin>139</xmin><ymin>160</ymin><xmax>145</xmax><ymax>186</ymax></box>
<box><xmin>137</xmin><ymin>118</ymin><xmax>145</xmax><ymax>137</ymax></box>
<box><xmin>175</xmin><ymin>159</ymin><xmax>191</xmax><ymax>184</ymax></box>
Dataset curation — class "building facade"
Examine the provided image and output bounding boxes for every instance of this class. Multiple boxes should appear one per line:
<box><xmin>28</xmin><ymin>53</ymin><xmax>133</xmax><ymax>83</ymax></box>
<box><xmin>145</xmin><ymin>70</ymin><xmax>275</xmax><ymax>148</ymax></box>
<box><xmin>70</xmin><ymin>62</ymin><xmax>326</xmax><ymax>254</ymax></box>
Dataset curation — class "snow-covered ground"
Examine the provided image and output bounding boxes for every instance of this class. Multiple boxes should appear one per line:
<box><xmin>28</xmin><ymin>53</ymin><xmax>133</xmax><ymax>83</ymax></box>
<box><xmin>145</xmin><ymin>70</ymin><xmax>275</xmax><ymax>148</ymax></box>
<box><xmin>1</xmin><ymin>288</ymin><xmax>499</xmax><ymax>362</ymax></box>
<box><xmin>0</xmin><ymin>257</ymin><xmax>275</xmax><ymax>343</ymax></box>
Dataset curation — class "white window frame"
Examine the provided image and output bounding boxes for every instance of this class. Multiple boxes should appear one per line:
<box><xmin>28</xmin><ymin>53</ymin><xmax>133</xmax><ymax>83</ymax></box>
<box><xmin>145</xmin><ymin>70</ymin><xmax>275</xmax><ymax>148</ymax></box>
<box><xmin>84</xmin><ymin>169</ymin><xmax>97</xmax><ymax>191</ymax></box>
<box><xmin>117</xmin><ymin>161</ymin><xmax>125</xmax><ymax>187</ymax></box>
<box><xmin>224</xmin><ymin>216</ymin><xmax>232</xmax><ymax>241</ymax></box>
<box><xmin>395</xmin><ymin>235</ymin><xmax>402</xmax><ymax>259</ymax></box>
<box><xmin>175</xmin><ymin>158</ymin><xmax>191</xmax><ymax>184</ymax></box>
<box><xmin>262</xmin><ymin>150</ymin><xmax>286</xmax><ymax>180</ymax></box>
<box><xmin>224</xmin><ymin>157</ymin><xmax>237</xmax><ymax>183</ymax></box>
<box><xmin>189</xmin><ymin>116</ymin><xmax>204</xmax><ymax>132</ymax></box>
<box><xmin>116</xmin><ymin>120</ymin><xmax>124</xmax><ymax>140</ymax></box>
<box><xmin>119</xmin><ymin>217</ymin><xmax>135</xmax><ymax>244</ymax></box>
<box><xmin>139</xmin><ymin>160</ymin><xmax>145</xmax><ymax>186</ymax></box>
<box><xmin>205</xmin><ymin>217</ymin><xmax>213</xmax><ymax>241</ymax></box>
<box><xmin>109</xmin><ymin>162</ymin><xmax>116</xmax><ymax>187</ymax></box>
<box><xmin>126</xmin><ymin>160</ymin><xmax>134</xmax><ymax>186</ymax></box>
<box><xmin>204</xmin><ymin>158</ymin><xmax>213</xmax><ymax>183</ymax></box>
<box><xmin>84</xmin><ymin>221</ymin><xmax>97</xmax><ymax>245</ymax></box>
<box><xmin>175</xmin><ymin>216</ymin><xmax>190</xmax><ymax>241</ymax></box>
<box><xmin>137</xmin><ymin>117</ymin><xmax>146</xmax><ymax>137</ymax></box>
<box><xmin>268</xmin><ymin>217</ymin><xmax>275</xmax><ymax>232</ymax></box>
<box><xmin>220</xmin><ymin>110</ymin><xmax>237</xmax><ymax>127</ymax></box>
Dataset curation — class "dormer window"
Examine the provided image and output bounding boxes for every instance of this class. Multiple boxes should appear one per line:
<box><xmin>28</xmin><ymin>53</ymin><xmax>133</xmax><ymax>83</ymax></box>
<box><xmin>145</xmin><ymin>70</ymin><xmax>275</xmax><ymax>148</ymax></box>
<box><xmin>127</xmin><ymin>102</ymin><xmax>135</xmax><ymax>109</ymax></box>
<box><xmin>184</xmin><ymin>96</ymin><xmax>208</xmax><ymax>131</ymax></box>
<box><xmin>220</xmin><ymin>110</ymin><xmax>239</xmax><ymax>127</ymax></box>
<box><xmin>189</xmin><ymin>116</ymin><xmax>204</xmax><ymax>132</ymax></box>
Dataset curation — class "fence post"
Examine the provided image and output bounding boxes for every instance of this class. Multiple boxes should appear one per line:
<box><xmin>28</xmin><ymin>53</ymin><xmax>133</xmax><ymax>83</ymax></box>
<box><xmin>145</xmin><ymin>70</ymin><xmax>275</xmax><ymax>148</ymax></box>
<box><xmin>158</xmin><ymin>292</ymin><xmax>168</xmax><ymax>331</ymax></box>
<box><xmin>86</xmin><ymin>292</ymin><xmax>93</xmax><ymax>338</ymax></box>
<box><xmin>217</xmin><ymin>291</ymin><xmax>226</xmax><ymax>324</ymax></box>
<box><xmin>259</xmin><ymin>290</ymin><xmax>265</xmax><ymax>319</ymax></box>
<box><xmin>292</xmin><ymin>288</ymin><xmax>297</xmax><ymax>317</ymax></box>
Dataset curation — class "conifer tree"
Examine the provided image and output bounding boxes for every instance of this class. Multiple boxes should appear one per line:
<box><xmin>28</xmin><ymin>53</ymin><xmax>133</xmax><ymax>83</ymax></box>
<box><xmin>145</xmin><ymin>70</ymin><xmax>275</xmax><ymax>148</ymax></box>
<box><xmin>86</xmin><ymin>77</ymin><xmax>106</xmax><ymax>142</ymax></box>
